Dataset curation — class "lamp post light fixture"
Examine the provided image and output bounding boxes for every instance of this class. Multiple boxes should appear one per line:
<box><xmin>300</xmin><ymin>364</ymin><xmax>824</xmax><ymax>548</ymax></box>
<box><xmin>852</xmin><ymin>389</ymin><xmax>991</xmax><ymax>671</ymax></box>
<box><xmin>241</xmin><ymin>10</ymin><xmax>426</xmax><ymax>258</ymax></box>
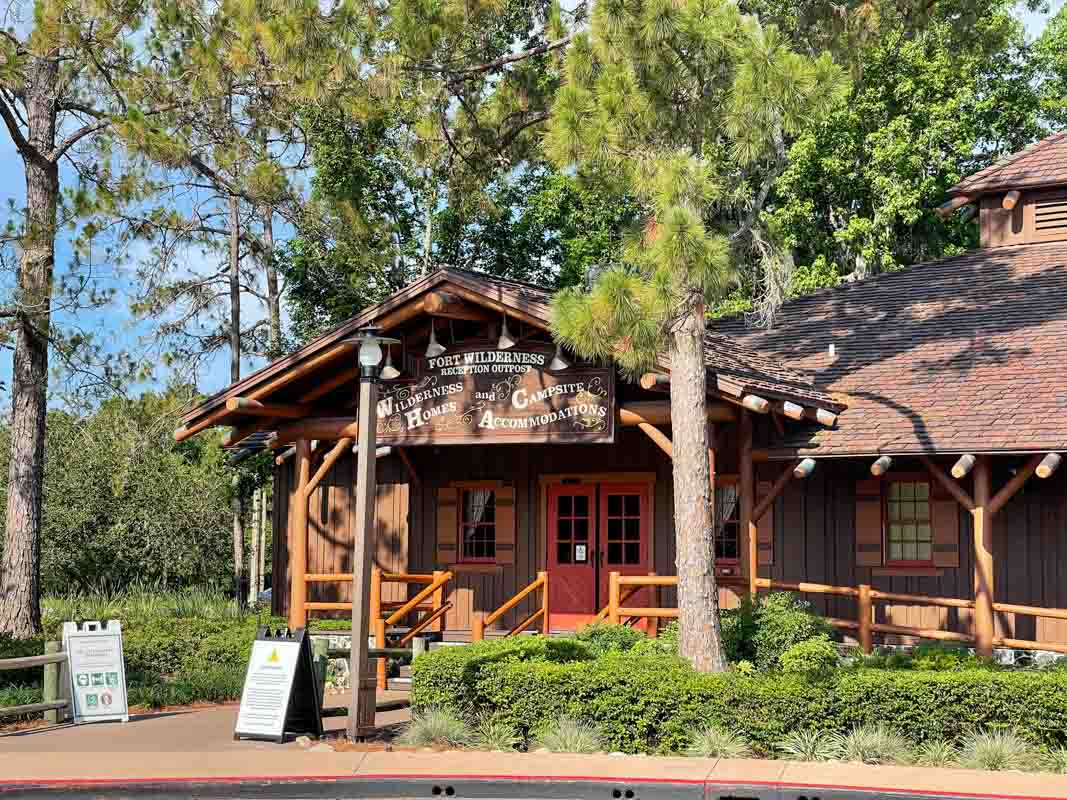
<box><xmin>342</xmin><ymin>326</ymin><xmax>397</xmax><ymax>740</ymax></box>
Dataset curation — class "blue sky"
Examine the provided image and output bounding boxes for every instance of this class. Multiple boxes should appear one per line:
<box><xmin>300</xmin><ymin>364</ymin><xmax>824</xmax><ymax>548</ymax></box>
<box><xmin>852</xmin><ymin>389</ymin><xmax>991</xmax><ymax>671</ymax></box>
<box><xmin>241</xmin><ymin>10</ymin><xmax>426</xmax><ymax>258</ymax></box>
<box><xmin>0</xmin><ymin>2</ymin><xmax>1063</xmax><ymax>406</ymax></box>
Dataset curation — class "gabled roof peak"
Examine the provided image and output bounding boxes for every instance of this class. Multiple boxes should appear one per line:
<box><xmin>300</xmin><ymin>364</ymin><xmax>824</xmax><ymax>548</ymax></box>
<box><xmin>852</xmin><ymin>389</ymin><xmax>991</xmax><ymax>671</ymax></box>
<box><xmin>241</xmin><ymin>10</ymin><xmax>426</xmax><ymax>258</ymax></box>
<box><xmin>949</xmin><ymin>130</ymin><xmax>1067</xmax><ymax>198</ymax></box>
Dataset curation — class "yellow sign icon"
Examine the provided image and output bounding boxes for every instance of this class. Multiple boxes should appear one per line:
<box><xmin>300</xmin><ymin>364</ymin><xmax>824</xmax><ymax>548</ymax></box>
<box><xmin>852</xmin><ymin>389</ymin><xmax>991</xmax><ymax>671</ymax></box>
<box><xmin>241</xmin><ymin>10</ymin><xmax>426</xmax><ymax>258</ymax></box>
<box><xmin>267</xmin><ymin>648</ymin><xmax>280</xmax><ymax>664</ymax></box>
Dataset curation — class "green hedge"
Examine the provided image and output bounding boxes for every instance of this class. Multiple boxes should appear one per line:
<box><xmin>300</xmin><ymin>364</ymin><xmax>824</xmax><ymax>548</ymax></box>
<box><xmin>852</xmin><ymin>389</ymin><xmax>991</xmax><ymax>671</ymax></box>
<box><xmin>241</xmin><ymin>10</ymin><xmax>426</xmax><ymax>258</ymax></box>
<box><xmin>411</xmin><ymin>640</ymin><xmax>1067</xmax><ymax>754</ymax></box>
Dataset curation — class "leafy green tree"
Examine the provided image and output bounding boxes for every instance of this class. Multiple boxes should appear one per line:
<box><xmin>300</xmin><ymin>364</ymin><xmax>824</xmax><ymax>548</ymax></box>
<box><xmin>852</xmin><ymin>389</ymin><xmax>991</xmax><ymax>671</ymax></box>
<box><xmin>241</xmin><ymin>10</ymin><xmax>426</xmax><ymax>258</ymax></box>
<box><xmin>760</xmin><ymin>0</ymin><xmax>1042</xmax><ymax>299</ymax></box>
<box><xmin>1036</xmin><ymin>5</ymin><xmax>1067</xmax><ymax>127</ymax></box>
<box><xmin>0</xmin><ymin>390</ymin><xmax>235</xmax><ymax>592</ymax></box>
<box><xmin>546</xmin><ymin>0</ymin><xmax>846</xmax><ymax>672</ymax></box>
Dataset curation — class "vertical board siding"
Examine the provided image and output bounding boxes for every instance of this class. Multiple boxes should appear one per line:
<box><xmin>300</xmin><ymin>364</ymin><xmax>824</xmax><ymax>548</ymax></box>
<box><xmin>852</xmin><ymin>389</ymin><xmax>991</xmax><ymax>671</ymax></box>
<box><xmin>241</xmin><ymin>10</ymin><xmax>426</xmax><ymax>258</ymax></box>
<box><xmin>273</xmin><ymin>444</ymin><xmax>1067</xmax><ymax>645</ymax></box>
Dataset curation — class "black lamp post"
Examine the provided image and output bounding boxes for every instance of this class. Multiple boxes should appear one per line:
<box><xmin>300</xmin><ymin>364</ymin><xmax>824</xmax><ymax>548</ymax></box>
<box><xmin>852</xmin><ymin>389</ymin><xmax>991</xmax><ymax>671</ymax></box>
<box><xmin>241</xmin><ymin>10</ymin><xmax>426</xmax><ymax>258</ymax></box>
<box><xmin>343</xmin><ymin>326</ymin><xmax>398</xmax><ymax>740</ymax></box>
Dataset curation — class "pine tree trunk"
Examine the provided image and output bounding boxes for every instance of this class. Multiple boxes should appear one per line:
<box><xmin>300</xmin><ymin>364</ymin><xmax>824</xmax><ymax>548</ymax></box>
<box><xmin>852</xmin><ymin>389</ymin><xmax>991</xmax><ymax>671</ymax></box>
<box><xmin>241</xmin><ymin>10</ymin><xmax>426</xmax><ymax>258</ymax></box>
<box><xmin>261</xmin><ymin>205</ymin><xmax>281</xmax><ymax>359</ymax></box>
<box><xmin>249</xmin><ymin>489</ymin><xmax>261</xmax><ymax>604</ymax></box>
<box><xmin>228</xmin><ymin>195</ymin><xmax>244</xmax><ymax>591</ymax></box>
<box><xmin>669</xmin><ymin>304</ymin><xmax>727</xmax><ymax>672</ymax></box>
<box><xmin>0</xmin><ymin>58</ymin><xmax>59</xmax><ymax>638</ymax></box>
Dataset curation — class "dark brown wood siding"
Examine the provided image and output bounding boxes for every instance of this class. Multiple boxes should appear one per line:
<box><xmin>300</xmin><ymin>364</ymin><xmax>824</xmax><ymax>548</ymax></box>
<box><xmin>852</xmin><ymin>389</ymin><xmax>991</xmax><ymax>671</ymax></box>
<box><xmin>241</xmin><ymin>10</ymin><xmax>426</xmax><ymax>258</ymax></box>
<box><xmin>273</xmin><ymin>445</ymin><xmax>1067</xmax><ymax>645</ymax></box>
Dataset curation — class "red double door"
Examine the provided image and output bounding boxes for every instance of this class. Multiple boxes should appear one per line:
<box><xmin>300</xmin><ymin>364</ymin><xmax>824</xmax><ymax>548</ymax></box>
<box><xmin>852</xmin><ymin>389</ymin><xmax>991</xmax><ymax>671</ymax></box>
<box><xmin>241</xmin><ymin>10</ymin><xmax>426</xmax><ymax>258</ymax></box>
<box><xmin>547</xmin><ymin>483</ymin><xmax>651</xmax><ymax>629</ymax></box>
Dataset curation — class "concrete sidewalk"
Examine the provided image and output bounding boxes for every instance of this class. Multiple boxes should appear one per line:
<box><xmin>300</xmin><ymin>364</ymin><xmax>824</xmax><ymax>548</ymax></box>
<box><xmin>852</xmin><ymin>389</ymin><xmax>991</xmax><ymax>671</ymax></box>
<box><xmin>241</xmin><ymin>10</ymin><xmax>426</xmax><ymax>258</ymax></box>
<box><xmin>2</xmin><ymin>731</ymin><xmax>1067</xmax><ymax>798</ymax></box>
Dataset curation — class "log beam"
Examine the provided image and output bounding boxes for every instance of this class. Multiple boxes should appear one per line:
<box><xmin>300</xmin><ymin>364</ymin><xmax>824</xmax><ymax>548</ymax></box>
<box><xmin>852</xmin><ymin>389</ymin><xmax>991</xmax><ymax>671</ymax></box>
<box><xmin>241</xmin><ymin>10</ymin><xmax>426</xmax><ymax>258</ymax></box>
<box><xmin>225</xmin><ymin>397</ymin><xmax>314</xmax><ymax>419</ymax></box>
<box><xmin>617</xmin><ymin>401</ymin><xmax>734</xmax><ymax>426</ymax></box>
<box><xmin>780</xmin><ymin>401</ymin><xmax>805</xmax><ymax>420</ymax></box>
<box><xmin>741</xmin><ymin>394</ymin><xmax>770</xmax><ymax>414</ymax></box>
<box><xmin>1002</xmin><ymin>190</ymin><xmax>1021</xmax><ymax>211</ymax></box>
<box><xmin>424</xmin><ymin>291</ymin><xmax>492</xmax><ymax>321</ymax></box>
<box><xmin>920</xmin><ymin>455</ymin><xmax>975</xmax><ymax>512</ymax></box>
<box><xmin>936</xmin><ymin>195</ymin><xmax>971</xmax><ymax>219</ymax></box>
<box><xmin>1036</xmin><ymin>453</ymin><xmax>1061</xmax><ymax>479</ymax></box>
<box><xmin>639</xmin><ymin>372</ymin><xmax>671</xmax><ymax>392</ymax></box>
<box><xmin>272</xmin><ymin>417</ymin><xmax>359</xmax><ymax>445</ymax></box>
<box><xmin>951</xmin><ymin>453</ymin><xmax>976</xmax><ymax>479</ymax></box>
<box><xmin>793</xmin><ymin>458</ymin><xmax>816</xmax><ymax>479</ymax></box>
<box><xmin>870</xmin><ymin>455</ymin><xmax>893</xmax><ymax>476</ymax></box>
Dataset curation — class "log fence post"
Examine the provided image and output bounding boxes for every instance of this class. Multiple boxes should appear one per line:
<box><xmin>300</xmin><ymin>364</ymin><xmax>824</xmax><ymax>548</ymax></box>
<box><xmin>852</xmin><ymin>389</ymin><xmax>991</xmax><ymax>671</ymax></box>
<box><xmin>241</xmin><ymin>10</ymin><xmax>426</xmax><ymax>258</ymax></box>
<box><xmin>858</xmin><ymin>584</ymin><xmax>873</xmax><ymax>655</ymax></box>
<box><xmin>43</xmin><ymin>641</ymin><xmax>60</xmax><ymax>724</ymax></box>
<box><xmin>647</xmin><ymin>572</ymin><xmax>659</xmax><ymax>638</ymax></box>
<box><xmin>608</xmin><ymin>571</ymin><xmax>621</xmax><ymax>625</ymax></box>
<box><xmin>471</xmin><ymin>613</ymin><xmax>485</xmax><ymax>642</ymax></box>
<box><xmin>539</xmin><ymin>571</ymin><xmax>550</xmax><ymax>635</ymax></box>
<box><xmin>375</xmin><ymin>618</ymin><xmax>387</xmax><ymax>690</ymax></box>
<box><xmin>432</xmin><ymin>570</ymin><xmax>445</xmax><ymax>634</ymax></box>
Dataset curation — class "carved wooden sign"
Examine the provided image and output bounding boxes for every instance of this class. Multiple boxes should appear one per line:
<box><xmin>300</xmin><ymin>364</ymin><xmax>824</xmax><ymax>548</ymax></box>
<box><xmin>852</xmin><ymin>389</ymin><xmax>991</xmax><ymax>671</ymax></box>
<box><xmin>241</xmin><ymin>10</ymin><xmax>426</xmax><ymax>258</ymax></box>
<box><xmin>375</xmin><ymin>345</ymin><xmax>614</xmax><ymax>445</ymax></box>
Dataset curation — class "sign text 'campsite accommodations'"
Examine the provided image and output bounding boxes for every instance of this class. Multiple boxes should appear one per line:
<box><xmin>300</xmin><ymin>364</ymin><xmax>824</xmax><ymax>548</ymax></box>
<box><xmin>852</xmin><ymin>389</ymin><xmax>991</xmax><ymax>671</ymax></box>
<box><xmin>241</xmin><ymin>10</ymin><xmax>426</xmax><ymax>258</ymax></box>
<box><xmin>375</xmin><ymin>346</ymin><xmax>615</xmax><ymax>445</ymax></box>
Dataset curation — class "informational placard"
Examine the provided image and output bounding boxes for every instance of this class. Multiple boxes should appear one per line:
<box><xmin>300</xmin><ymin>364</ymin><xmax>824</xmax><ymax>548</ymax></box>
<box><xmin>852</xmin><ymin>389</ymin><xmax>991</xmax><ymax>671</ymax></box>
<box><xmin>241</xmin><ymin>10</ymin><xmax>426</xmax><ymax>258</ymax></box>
<box><xmin>376</xmin><ymin>345</ymin><xmax>615</xmax><ymax>446</ymax></box>
<box><xmin>62</xmin><ymin>620</ymin><xmax>129</xmax><ymax>724</ymax></box>
<box><xmin>234</xmin><ymin>627</ymin><xmax>322</xmax><ymax>743</ymax></box>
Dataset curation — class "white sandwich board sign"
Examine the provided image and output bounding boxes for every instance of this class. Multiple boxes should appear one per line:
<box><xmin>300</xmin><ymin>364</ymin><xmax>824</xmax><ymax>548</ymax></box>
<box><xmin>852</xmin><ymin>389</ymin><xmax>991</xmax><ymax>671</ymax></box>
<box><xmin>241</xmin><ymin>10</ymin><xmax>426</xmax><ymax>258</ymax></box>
<box><xmin>62</xmin><ymin>620</ymin><xmax>129</xmax><ymax>724</ymax></box>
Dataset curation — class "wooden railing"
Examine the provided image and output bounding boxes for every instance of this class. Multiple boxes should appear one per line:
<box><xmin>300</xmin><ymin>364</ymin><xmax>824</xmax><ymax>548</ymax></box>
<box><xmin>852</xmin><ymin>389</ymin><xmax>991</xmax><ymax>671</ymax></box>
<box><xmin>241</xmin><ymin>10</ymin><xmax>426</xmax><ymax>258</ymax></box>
<box><xmin>607</xmin><ymin>572</ymin><xmax>1067</xmax><ymax>655</ymax></box>
<box><xmin>304</xmin><ymin>567</ymin><xmax>453</xmax><ymax>689</ymax></box>
<box><xmin>0</xmin><ymin>642</ymin><xmax>68</xmax><ymax>723</ymax></box>
<box><xmin>471</xmin><ymin>571</ymin><xmax>549</xmax><ymax>642</ymax></box>
<box><xmin>373</xmin><ymin>569</ymin><xmax>453</xmax><ymax>689</ymax></box>
<box><xmin>594</xmin><ymin>572</ymin><xmax>664</xmax><ymax>635</ymax></box>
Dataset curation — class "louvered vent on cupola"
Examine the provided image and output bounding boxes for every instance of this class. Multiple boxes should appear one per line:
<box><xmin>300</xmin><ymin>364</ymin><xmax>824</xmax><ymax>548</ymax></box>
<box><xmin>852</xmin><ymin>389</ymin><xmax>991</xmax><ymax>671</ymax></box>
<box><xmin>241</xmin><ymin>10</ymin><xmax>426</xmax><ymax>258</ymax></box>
<box><xmin>980</xmin><ymin>189</ymin><xmax>1067</xmax><ymax>248</ymax></box>
<box><xmin>1033</xmin><ymin>192</ymin><xmax>1067</xmax><ymax>242</ymax></box>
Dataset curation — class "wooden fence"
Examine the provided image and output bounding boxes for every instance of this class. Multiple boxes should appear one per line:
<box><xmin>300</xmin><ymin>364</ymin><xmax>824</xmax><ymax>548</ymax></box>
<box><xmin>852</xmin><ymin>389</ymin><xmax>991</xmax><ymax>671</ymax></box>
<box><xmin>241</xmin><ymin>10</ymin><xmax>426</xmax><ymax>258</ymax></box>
<box><xmin>606</xmin><ymin>572</ymin><xmax>1067</xmax><ymax>655</ymax></box>
<box><xmin>0</xmin><ymin>641</ymin><xmax>69</xmax><ymax>724</ymax></box>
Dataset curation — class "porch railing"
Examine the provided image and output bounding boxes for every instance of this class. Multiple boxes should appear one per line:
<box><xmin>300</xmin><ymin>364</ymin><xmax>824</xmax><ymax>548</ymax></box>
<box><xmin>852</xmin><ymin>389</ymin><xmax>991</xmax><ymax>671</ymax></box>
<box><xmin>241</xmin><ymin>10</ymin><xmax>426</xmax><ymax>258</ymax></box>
<box><xmin>471</xmin><ymin>571</ymin><xmax>550</xmax><ymax>642</ymax></box>
<box><xmin>606</xmin><ymin>572</ymin><xmax>1067</xmax><ymax>655</ymax></box>
<box><xmin>0</xmin><ymin>641</ymin><xmax>69</xmax><ymax>724</ymax></box>
<box><xmin>305</xmin><ymin>567</ymin><xmax>453</xmax><ymax>689</ymax></box>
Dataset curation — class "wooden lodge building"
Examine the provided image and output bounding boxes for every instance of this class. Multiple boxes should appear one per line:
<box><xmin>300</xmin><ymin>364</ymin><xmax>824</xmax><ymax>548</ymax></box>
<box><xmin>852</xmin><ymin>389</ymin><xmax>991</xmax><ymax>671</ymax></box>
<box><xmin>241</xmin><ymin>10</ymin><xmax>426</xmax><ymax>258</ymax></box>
<box><xmin>177</xmin><ymin>132</ymin><xmax>1067</xmax><ymax>658</ymax></box>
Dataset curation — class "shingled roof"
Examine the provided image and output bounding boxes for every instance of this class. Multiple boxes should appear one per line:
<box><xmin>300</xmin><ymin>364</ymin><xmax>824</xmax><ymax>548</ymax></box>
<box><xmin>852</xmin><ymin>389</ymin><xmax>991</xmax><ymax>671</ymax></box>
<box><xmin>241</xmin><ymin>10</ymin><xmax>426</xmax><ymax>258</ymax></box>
<box><xmin>949</xmin><ymin>130</ymin><xmax>1067</xmax><ymax>197</ymax></box>
<box><xmin>712</xmin><ymin>240</ymin><xmax>1067</xmax><ymax>457</ymax></box>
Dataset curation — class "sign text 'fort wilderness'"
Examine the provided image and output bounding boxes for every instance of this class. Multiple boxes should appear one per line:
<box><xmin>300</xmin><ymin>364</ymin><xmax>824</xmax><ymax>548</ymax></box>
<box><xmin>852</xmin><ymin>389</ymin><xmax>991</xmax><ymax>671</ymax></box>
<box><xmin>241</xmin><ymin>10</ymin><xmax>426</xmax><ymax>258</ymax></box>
<box><xmin>375</xmin><ymin>346</ymin><xmax>615</xmax><ymax>445</ymax></box>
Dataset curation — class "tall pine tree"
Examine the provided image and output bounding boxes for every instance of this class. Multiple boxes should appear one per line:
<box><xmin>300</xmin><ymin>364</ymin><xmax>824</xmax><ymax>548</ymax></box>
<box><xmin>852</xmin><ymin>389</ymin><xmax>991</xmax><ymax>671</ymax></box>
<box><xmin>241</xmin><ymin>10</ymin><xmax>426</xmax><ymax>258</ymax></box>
<box><xmin>546</xmin><ymin>0</ymin><xmax>846</xmax><ymax>671</ymax></box>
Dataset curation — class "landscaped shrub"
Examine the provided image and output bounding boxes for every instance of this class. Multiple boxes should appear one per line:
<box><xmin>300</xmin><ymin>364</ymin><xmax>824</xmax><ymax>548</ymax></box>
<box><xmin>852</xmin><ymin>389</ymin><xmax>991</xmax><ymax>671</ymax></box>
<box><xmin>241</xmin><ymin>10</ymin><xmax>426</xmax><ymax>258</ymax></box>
<box><xmin>411</xmin><ymin>638</ymin><xmax>1067</xmax><ymax>754</ymax></box>
<box><xmin>913</xmin><ymin>739</ymin><xmax>959</xmax><ymax>767</ymax></box>
<box><xmin>410</xmin><ymin>636</ymin><xmax>591</xmax><ymax>714</ymax></box>
<box><xmin>0</xmin><ymin>636</ymin><xmax>48</xmax><ymax>688</ymax></box>
<box><xmin>750</xmin><ymin>593</ymin><xmax>833</xmax><ymax>670</ymax></box>
<box><xmin>779</xmin><ymin>635</ymin><xmax>838</xmax><ymax>675</ymax></box>
<box><xmin>1043</xmin><ymin>748</ymin><xmax>1067</xmax><ymax>774</ymax></box>
<box><xmin>720</xmin><ymin>595</ymin><xmax>758</xmax><ymax>662</ymax></box>
<box><xmin>533</xmin><ymin>716</ymin><xmax>601</xmax><ymax>753</ymax></box>
<box><xmin>838</xmin><ymin>724</ymin><xmax>911</xmax><ymax>764</ymax></box>
<box><xmin>685</xmin><ymin>724</ymin><xmax>751</xmax><ymax>758</ymax></box>
<box><xmin>958</xmin><ymin>730</ymin><xmax>1037</xmax><ymax>771</ymax></box>
<box><xmin>473</xmin><ymin>714</ymin><xmax>521</xmax><ymax>751</ymax></box>
<box><xmin>399</xmin><ymin>708</ymin><xmax>474</xmax><ymax>748</ymax></box>
<box><xmin>860</xmin><ymin>643</ymin><xmax>987</xmax><ymax>672</ymax></box>
<box><xmin>776</xmin><ymin>729</ymin><xmax>844</xmax><ymax>761</ymax></box>
<box><xmin>576</xmin><ymin>622</ymin><xmax>646</xmax><ymax>655</ymax></box>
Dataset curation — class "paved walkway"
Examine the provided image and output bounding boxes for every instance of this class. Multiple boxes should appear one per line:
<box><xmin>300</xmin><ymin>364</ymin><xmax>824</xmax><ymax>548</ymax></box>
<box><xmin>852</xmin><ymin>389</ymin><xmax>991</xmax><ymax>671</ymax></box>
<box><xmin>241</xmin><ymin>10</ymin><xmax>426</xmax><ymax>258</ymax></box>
<box><xmin>2</xmin><ymin>704</ymin><xmax>1066</xmax><ymax>798</ymax></box>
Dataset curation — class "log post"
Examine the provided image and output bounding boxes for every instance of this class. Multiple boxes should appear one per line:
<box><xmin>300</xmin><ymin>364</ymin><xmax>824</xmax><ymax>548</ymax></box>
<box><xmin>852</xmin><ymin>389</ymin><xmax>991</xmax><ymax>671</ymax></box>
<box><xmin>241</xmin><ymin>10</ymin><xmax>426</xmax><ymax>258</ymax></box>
<box><xmin>973</xmin><ymin>456</ymin><xmax>994</xmax><ymax>659</ymax></box>
<box><xmin>471</xmin><ymin>612</ymin><xmax>485</xmax><ymax>642</ymax></box>
<box><xmin>375</xmin><ymin>617</ymin><xmax>387</xmax><ymax>690</ymax></box>
<box><xmin>289</xmin><ymin>437</ymin><xmax>312</xmax><ymax>629</ymax></box>
<box><xmin>432</xmin><ymin>570</ymin><xmax>446</xmax><ymax>634</ymax></box>
<box><xmin>647</xmin><ymin>571</ymin><xmax>659</xmax><ymax>638</ymax></box>
<box><xmin>608</xmin><ymin>571</ymin><xmax>621</xmax><ymax>625</ymax></box>
<box><xmin>740</xmin><ymin>410</ymin><xmax>756</xmax><ymax>596</ymax></box>
<box><xmin>539</xmin><ymin>571</ymin><xmax>550</xmax><ymax>635</ymax></box>
<box><xmin>43</xmin><ymin>641</ymin><xmax>60</xmax><ymax>724</ymax></box>
<box><xmin>858</xmin><ymin>584</ymin><xmax>873</xmax><ymax>655</ymax></box>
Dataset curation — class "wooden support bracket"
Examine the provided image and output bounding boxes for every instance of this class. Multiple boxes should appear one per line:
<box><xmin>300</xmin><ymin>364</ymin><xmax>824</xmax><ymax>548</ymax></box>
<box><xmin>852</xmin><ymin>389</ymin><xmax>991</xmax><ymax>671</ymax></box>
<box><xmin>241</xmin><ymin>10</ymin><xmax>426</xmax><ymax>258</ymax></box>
<box><xmin>951</xmin><ymin>453</ymin><xmax>976</xmax><ymax>479</ymax></box>
<box><xmin>1036</xmin><ymin>453</ymin><xmax>1061</xmax><ymax>479</ymax></box>
<box><xmin>989</xmin><ymin>453</ymin><xmax>1044</xmax><ymax>515</ymax></box>
<box><xmin>753</xmin><ymin>460</ymin><xmax>799</xmax><ymax>523</ymax></box>
<box><xmin>920</xmin><ymin>455</ymin><xmax>975</xmax><ymax>511</ymax></box>
<box><xmin>870</xmin><ymin>455</ymin><xmax>893</xmax><ymax>476</ymax></box>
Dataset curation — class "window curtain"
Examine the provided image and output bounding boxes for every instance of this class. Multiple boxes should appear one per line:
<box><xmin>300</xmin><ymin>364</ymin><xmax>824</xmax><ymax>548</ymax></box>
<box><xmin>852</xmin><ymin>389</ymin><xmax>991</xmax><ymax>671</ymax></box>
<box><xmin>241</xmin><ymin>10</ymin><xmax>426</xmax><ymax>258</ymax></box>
<box><xmin>714</xmin><ymin>485</ymin><xmax>739</xmax><ymax>534</ymax></box>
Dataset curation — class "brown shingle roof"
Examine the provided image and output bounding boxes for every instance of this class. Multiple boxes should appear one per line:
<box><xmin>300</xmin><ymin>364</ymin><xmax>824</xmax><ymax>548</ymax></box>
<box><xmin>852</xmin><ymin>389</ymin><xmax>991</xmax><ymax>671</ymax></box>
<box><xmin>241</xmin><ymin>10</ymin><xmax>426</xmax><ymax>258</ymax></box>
<box><xmin>949</xmin><ymin>130</ymin><xmax>1067</xmax><ymax>197</ymax></box>
<box><xmin>712</xmin><ymin>240</ymin><xmax>1067</xmax><ymax>456</ymax></box>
